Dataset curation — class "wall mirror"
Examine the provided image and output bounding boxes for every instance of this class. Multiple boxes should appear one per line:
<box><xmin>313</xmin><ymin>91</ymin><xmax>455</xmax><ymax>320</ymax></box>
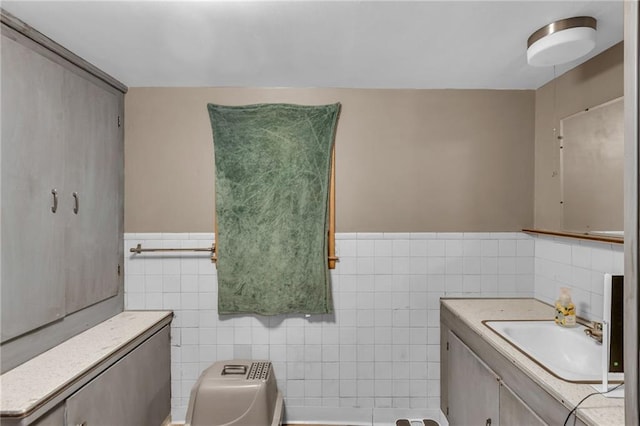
<box><xmin>560</xmin><ymin>97</ymin><xmax>624</xmax><ymax>237</ymax></box>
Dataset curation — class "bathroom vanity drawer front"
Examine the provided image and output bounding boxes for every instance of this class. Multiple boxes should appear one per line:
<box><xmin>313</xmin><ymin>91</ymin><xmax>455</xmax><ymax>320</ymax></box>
<box><xmin>66</xmin><ymin>326</ymin><xmax>170</xmax><ymax>426</ymax></box>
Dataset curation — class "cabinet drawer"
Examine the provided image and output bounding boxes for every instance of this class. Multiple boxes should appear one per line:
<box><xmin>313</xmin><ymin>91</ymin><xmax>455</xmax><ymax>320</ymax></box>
<box><xmin>66</xmin><ymin>326</ymin><xmax>170</xmax><ymax>426</ymax></box>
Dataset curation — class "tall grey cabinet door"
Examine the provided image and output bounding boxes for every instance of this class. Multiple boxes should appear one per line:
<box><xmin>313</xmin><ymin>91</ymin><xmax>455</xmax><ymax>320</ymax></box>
<box><xmin>62</xmin><ymin>68</ymin><xmax>123</xmax><ymax>314</ymax></box>
<box><xmin>447</xmin><ymin>331</ymin><xmax>500</xmax><ymax>426</ymax></box>
<box><xmin>1</xmin><ymin>33</ymin><xmax>66</xmax><ymax>341</ymax></box>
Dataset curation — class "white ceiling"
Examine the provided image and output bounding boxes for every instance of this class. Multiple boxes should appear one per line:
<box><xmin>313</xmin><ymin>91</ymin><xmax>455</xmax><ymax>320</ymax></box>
<box><xmin>1</xmin><ymin>1</ymin><xmax>624</xmax><ymax>89</ymax></box>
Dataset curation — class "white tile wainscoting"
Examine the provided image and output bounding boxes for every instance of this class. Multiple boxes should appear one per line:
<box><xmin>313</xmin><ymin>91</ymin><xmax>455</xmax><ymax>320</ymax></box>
<box><xmin>123</xmin><ymin>231</ymin><xmax>621</xmax><ymax>422</ymax></box>
<box><xmin>532</xmin><ymin>234</ymin><xmax>624</xmax><ymax>321</ymax></box>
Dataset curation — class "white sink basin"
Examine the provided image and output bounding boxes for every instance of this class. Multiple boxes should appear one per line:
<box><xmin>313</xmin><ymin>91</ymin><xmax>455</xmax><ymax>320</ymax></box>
<box><xmin>484</xmin><ymin>320</ymin><xmax>603</xmax><ymax>382</ymax></box>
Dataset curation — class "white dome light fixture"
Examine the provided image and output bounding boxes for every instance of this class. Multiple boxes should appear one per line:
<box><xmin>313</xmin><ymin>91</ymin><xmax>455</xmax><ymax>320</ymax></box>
<box><xmin>527</xmin><ymin>16</ymin><xmax>597</xmax><ymax>67</ymax></box>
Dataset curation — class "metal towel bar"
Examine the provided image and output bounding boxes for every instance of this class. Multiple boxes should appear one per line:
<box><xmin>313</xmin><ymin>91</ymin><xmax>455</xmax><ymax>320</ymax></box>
<box><xmin>129</xmin><ymin>243</ymin><xmax>338</xmax><ymax>264</ymax></box>
<box><xmin>129</xmin><ymin>243</ymin><xmax>217</xmax><ymax>263</ymax></box>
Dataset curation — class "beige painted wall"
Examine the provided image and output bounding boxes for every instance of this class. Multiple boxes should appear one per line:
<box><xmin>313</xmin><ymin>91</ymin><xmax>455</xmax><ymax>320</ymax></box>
<box><xmin>534</xmin><ymin>43</ymin><xmax>624</xmax><ymax>230</ymax></box>
<box><xmin>125</xmin><ymin>88</ymin><xmax>534</xmax><ymax>232</ymax></box>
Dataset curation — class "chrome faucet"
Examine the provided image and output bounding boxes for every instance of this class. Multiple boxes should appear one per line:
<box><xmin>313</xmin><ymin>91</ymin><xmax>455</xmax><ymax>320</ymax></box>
<box><xmin>582</xmin><ymin>321</ymin><xmax>603</xmax><ymax>344</ymax></box>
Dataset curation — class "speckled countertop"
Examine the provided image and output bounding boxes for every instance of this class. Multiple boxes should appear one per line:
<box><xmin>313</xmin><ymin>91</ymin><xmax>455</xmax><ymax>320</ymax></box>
<box><xmin>0</xmin><ymin>310</ymin><xmax>172</xmax><ymax>418</ymax></box>
<box><xmin>441</xmin><ymin>298</ymin><xmax>624</xmax><ymax>426</ymax></box>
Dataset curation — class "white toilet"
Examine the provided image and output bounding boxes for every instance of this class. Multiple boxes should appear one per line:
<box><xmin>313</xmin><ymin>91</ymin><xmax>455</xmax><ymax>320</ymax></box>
<box><xmin>185</xmin><ymin>360</ymin><xmax>283</xmax><ymax>426</ymax></box>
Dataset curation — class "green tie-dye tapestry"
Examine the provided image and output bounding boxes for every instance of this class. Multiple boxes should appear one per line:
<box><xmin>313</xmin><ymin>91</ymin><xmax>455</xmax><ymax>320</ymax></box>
<box><xmin>207</xmin><ymin>103</ymin><xmax>340</xmax><ymax>315</ymax></box>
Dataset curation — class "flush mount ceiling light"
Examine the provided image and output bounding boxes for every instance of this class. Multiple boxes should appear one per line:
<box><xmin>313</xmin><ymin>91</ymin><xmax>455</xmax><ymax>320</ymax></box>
<box><xmin>527</xmin><ymin>16</ymin><xmax>597</xmax><ymax>67</ymax></box>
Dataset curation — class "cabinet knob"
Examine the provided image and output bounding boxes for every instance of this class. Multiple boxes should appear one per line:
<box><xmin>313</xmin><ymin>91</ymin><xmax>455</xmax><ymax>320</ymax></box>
<box><xmin>72</xmin><ymin>192</ymin><xmax>79</xmax><ymax>214</ymax></box>
<box><xmin>485</xmin><ymin>419</ymin><xmax>492</xmax><ymax>426</ymax></box>
<box><xmin>51</xmin><ymin>189</ymin><xmax>58</xmax><ymax>213</ymax></box>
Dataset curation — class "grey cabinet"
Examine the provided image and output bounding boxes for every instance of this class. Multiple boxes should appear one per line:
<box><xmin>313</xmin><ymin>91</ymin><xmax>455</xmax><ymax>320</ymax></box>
<box><xmin>61</xmin><ymin>57</ymin><xmax>122</xmax><ymax>315</ymax></box>
<box><xmin>1</xmin><ymin>32</ymin><xmax>68</xmax><ymax>340</ymax></box>
<box><xmin>66</xmin><ymin>327</ymin><xmax>171</xmax><ymax>426</ymax></box>
<box><xmin>499</xmin><ymin>382</ymin><xmax>546</xmax><ymax>426</ymax></box>
<box><xmin>444</xmin><ymin>329</ymin><xmax>548</xmax><ymax>426</ymax></box>
<box><xmin>0</xmin><ymin>313</ymin><xmax>172</xmax><ymax>426</ymax></box>
<box><xmin>1</xmin><ymin>24</ymin><xmax>123</xmax><ymax>342</ymax></box>
<box><xmin>447</xmin><ymin>330</ymin><xmax>500</xmax><ymax>426</ymax></box>
<box><xmin>30</xmin><ymin>404</ymin><xmax>65</xmax><ymax>426</ymax></box>
<box><xmin>441</xmin><ymin>302</ymin><xmax>588</xmax><ymax>426</ymax></box>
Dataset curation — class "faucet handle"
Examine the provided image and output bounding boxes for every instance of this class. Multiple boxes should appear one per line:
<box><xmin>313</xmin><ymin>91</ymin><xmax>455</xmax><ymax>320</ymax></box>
<box><xmin>583</xmin><ymin>321</ymin><xmax>604</xmax><ymax>343</ymax></box>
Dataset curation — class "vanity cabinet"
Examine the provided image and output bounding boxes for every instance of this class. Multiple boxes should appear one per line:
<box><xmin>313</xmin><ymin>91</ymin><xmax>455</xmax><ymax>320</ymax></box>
<box><xmin>441</xmin><ymin>301</ymin><xmax>589</xmax><ymax>426</ymax></box>
<box><xmin>447</xmin><ymin>331</ymin><xmax>500</xmax><ymax>426</ymax></box>
<box><xmin>445</xmin><ymin>330</ymin><xmax>546</xmax><ymax>426</ymax></box>
<box><xmin>1</xmin><ymin>13</ymin><xmax>125</xmax><ymax>353</ymax></box>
